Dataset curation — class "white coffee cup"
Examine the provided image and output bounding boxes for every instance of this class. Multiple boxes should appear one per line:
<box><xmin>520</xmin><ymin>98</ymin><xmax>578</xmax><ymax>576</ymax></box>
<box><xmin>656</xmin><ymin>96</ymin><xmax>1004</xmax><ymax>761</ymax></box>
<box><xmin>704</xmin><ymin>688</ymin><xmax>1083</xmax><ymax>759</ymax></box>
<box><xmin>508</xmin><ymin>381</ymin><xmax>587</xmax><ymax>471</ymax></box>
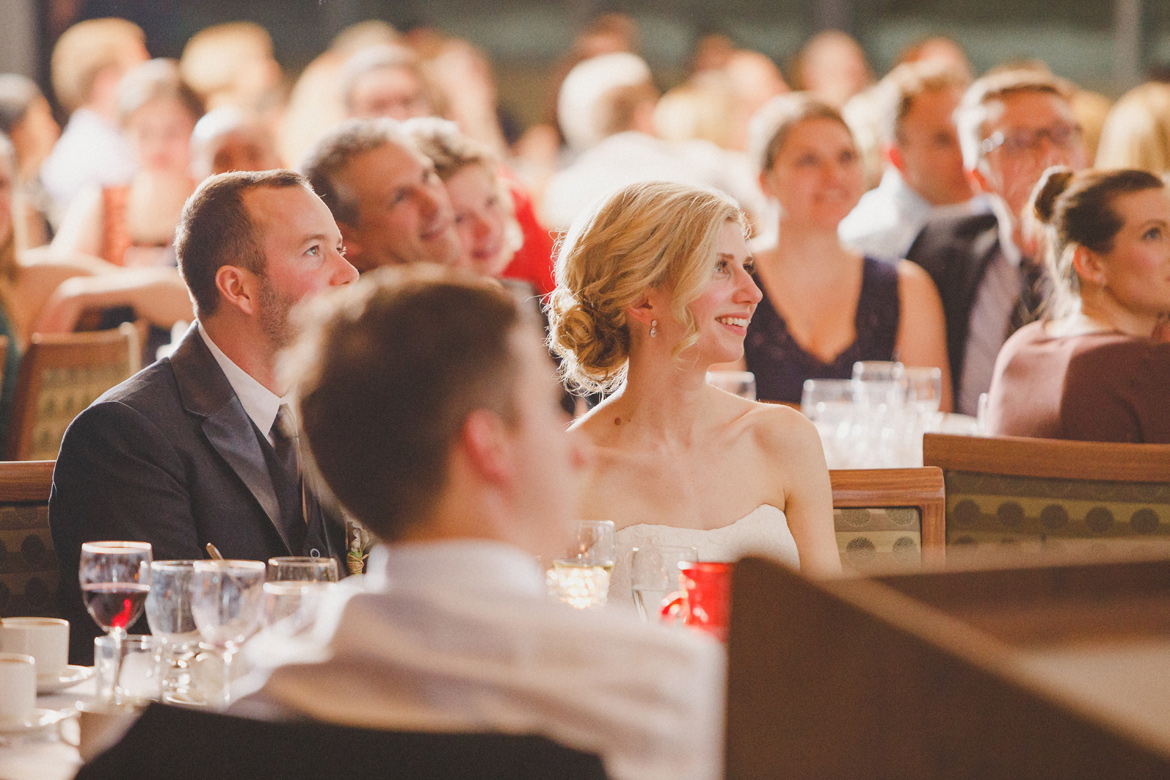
<box><xmin>0</xmin><ymin>617</ymin><xmax>69</xmax><ymax>679</ymax></box>
<box><xmin>0</xmin><ymin>652</ymin><xmax>36</xmax><ymax>726</ymax></box>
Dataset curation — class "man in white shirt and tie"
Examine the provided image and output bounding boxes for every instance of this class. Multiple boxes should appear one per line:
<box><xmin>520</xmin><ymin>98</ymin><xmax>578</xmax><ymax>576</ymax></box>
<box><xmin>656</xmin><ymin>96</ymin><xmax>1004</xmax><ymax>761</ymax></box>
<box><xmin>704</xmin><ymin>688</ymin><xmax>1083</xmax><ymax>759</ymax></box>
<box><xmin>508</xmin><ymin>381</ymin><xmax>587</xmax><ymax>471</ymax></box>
<box><xmin>232</xmin><ymin>266</ymin><xmax>725</xmax><ymax>780</ymax></box>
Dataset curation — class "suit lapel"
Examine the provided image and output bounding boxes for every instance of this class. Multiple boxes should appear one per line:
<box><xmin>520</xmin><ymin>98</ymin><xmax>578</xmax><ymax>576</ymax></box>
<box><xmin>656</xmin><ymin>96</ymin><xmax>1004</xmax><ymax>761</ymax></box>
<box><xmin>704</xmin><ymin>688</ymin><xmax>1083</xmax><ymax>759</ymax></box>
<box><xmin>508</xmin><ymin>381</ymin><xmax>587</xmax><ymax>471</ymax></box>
<box><xmin>169</xmin><ymin>324</ymin><xmax>291</xmax><ymax>554</ymax></box>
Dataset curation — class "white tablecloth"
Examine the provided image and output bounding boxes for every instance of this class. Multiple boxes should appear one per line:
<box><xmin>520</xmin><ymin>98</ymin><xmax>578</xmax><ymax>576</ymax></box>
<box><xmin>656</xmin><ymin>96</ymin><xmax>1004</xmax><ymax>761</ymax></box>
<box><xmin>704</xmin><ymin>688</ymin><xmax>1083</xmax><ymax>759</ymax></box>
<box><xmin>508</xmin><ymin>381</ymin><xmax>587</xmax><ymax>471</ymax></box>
<box><xmin>0</xmin><ymin>677</ymin><xmax>94</xmax><ymax>780</ymax></box>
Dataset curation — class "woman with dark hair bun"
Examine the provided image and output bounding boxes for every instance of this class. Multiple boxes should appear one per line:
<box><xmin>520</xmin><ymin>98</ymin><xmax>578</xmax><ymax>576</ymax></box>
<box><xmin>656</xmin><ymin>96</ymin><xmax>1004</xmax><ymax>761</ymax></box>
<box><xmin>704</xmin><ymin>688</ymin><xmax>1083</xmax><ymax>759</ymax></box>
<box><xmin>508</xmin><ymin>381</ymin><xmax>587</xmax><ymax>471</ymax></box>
<box><xmin>985</xmin><ymin>166</ymin><xmax>1170</xmax><ymax>442</ymax></box>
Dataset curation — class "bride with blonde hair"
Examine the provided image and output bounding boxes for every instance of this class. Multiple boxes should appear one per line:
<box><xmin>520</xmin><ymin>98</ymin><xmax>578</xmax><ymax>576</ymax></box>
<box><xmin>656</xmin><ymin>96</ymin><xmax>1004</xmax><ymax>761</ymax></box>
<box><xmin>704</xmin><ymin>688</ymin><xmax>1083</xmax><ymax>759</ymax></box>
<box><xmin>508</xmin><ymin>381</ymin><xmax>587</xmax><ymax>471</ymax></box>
<box><xmin>547</xmin><ymin>181</ymin><xmax>840</xmax><ymax>599</ymax></box>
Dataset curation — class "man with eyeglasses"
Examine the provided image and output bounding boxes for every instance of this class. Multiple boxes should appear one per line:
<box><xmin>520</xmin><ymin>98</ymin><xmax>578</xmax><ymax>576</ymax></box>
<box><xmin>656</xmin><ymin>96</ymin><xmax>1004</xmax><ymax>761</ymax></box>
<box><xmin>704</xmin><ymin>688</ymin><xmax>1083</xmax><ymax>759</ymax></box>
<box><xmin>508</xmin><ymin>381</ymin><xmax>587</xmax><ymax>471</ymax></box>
<box><xmin>906</xmin><ymin>69</ymin><xmax>1087</xmax><ymax>416</ymax></box>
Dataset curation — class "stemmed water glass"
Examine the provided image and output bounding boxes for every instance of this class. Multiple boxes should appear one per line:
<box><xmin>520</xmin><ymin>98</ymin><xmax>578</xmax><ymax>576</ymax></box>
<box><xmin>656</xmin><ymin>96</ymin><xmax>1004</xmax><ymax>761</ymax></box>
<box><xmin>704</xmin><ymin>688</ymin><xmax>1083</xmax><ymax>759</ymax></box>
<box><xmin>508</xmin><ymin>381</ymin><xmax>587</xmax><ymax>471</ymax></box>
<box><xmin>79</xmin><ymin>541</ymin><xmax>152</xmax><ymax>704</ymax></box>
<box><xmin>263</xmin><ymin>556</ymin><xmax>337</xmax><ymax>632</ymax></box>
<box><xmin>190</xmin><ymin>560</ymin><xmax>266</xmax><ymax>708</ymax></box>
<box><xmin>631</xmin><ymin>545</ymin><xmax>698</xmax><ymax>621</ymax></box>
<box><xmin>145</xmin><ymin>560</ymin><xmax>203</xmax><ymax>705</ymax></box>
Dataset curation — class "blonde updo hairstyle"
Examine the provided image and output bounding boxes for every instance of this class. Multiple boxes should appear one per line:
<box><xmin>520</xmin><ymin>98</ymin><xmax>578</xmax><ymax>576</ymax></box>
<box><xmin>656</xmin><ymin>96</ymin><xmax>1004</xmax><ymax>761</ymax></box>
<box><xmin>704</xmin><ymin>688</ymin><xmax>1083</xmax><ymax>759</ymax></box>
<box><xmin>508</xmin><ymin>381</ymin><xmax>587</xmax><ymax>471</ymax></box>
<box><xmin>748</xmin><ymin>91</ymin><xmax>851</xmax><ymax>175</ymax></box>
<box><xmin>1030</xmin><ymin>165</ymin><xmax>1165</xmax><ymax>319</ymax></box>
<box><xmin>547</xmin><ymin>181</ymin><xmax>745</xmax><ymax>394</ymax></box>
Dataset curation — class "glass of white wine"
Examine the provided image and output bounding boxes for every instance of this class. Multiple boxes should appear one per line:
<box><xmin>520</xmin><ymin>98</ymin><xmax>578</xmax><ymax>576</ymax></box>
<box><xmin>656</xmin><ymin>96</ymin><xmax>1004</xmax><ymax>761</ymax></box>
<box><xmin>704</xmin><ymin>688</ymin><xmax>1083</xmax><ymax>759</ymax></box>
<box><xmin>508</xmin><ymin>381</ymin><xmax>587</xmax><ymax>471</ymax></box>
<box><xmin>548</xmin><ymin>520</ymin><xmax>616</xmax><ymax>609</ymax></box>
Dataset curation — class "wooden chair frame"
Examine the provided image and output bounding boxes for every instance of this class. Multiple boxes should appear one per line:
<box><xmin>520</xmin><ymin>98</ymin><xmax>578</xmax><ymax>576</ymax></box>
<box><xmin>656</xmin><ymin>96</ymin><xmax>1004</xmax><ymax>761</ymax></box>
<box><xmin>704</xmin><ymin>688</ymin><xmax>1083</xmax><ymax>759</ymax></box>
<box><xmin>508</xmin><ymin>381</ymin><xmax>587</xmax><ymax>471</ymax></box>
<box><xmin>923</xmin><ymin>433</ymin><xmax>1170</xmax><ymax>483</ymax></box>
<box><xmin>829</xmin><ymin>467</ymin><xmax>946</xmax><ymax>565</ymax></box>
<box><xmin>6</xmin><ymin>324</ymin><xmax>140</xmax><ymax>460</ymax></box>
<box><xmin>0</xmin><ymin>460</ymin><xmax>55</xmax><ymax>501</ymax></box>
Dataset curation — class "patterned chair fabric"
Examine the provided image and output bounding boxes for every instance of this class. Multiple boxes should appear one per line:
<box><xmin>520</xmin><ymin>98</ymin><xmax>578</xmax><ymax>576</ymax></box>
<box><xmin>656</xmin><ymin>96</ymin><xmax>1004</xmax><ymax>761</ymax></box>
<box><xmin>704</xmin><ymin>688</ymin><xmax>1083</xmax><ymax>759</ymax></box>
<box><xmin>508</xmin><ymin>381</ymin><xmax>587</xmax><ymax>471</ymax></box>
<box><xmin>8</xmin><ymin>326</ymin><xmax>139</xmax><ymax>461</ymax></box>
<box><xmin>829</xmin><ymin>468</ymin><xmax>946</xmax><ymax>572</ymax></box>
<box><xmin>835</xmin><ymin>506</ymin><xmax>923</xmax><ymax>571</ymax></box>
<box><xmin>944</xmin><ymin>471</ymin><xmax>1170</xmax><ymax>555</ymax></box>
<box><xmin>0</xmin><ymin>461</ymin><xmax>58</xmax><ymax>617</ymax></box>
<box><xmin>924</xmin><ymin>433</ymin><xmax>1170</xmax><ymax>560</ymax></box>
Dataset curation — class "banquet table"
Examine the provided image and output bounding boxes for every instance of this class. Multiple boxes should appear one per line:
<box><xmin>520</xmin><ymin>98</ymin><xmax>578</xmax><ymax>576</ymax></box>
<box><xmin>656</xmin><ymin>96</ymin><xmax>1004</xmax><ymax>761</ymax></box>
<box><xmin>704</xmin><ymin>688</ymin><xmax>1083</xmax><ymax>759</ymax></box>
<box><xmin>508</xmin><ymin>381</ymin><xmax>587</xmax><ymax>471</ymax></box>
<box><xmin>0</xmin><ymin>677</ymin><xmax>95</xmax><ymax>780</ymax></box>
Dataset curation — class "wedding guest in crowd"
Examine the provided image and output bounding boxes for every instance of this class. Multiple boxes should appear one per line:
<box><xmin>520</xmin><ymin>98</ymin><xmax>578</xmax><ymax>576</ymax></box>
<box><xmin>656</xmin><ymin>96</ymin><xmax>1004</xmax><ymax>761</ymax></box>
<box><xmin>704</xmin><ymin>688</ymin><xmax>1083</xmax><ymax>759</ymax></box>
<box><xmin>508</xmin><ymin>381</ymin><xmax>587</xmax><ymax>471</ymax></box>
<box><xmin>404</xmin><ymin>117</ymin><xmax>523</xmax><ymax>278</ymax></box>
<box><xmin>906</xmin><ymin>69</ymin><xmax>1088</xmax><ymax>415</ymax></box>
<box><xmin>40</xmin><ymin>18</ymin><xmax>149</xmax><ymax>220</ymax></box>
<box><xmin>179</xmin><ymin>22</ymin><xmax>283</xmax><ymax>120</ymax></box>
<box><xmin>788</xmin><ymin>30</ymin><xmax>873</xmax><ymax>108</ymax></box>
<box><xmin>839</xmin><ymin>61</ymin><xmax>978</xmax><ymax>263</ymax></box>
<box><xmin>300</xmin><ymin>118</ymin><xmax>464</xmax><ymax>271</ymax></box>
<box><xmin>405</xmin><ymin>118</ymin><xmax>556</xmax><ymax>295</ymax></box>
<box><xmin>0</xmin><ymin>74</ymin><xmax>60</xmax><ymax>247</ymax></box>
<box><xmin>1095</xmin><ymin>82</ymin><xmax>1170</xmax><ymax>176</ymax></box>
<box><xmin>0</xmin><ymin>134</ymin><xmax>192</xmax><ymax>349</ymax></box>
<box><xmin>50</xmin><ymin>170</ymin><xmax>357</xmax><ymax>663</ymax></box>
<box><xmin>189</xmin><ymin>106</ymin><xmax>281</xmax><ymax>181</ymax></box>
<box><xmin>340</xmin><ymin>44</ymin><xmax>435</xmax><ymax>121</ymax></box>
<box><xmin>743</xmin><ymin>93</ymin><xmax>952</xmax><ymax>408</ymax></box>
<box><xmin>986</xmin><ymin>167</ymin><xmax>1170</xmax><ymax>442</ymax></box>
<box><xmin>233</xmin><ymin>265</ymin><xmax>724</xmax><ymax>780</ymax></box>
<box><xmin>52</xmin><ymin>59</ymin><xmax>202</xmax><ymax>268</ymax></box>
<box><xmin>542</xmin><ymin>52</ymin><xmax>736</xmax><ymax>231</ymax></box>
<box><xmin>547</xmin><ymin>181</ymin><xmax>841</xmax><ymax>600</ymax></box>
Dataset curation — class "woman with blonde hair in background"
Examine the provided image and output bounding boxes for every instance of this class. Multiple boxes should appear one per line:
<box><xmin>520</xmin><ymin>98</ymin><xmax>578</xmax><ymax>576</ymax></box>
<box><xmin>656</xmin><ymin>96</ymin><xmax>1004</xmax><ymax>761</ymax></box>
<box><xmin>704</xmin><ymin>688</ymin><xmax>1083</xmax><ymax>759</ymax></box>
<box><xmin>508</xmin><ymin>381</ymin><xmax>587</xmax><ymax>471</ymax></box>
<box><xmin>547</xmin><ymin>180</ymin><xmax>840</xmax><ymax>602</ymax></box>
<box><xmin>1095</xmin><ymin>82</ymin><xmax>1170</xmax><ymax>175</ymax></box>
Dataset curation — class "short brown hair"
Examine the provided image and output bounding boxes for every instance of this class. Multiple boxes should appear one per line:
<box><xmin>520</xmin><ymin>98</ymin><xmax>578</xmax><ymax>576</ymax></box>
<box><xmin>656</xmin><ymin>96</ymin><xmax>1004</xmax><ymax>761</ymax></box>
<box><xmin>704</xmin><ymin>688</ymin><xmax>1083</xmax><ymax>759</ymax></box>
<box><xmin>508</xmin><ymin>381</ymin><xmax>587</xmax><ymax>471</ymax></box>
<box><xmin>1031</xmin><ymin>166</ymin><xmax>1165</xmax><ymax>319</ymax></box>
<box><xmin>299</xmin><ymin>117</ymin><xmax>418</xmax><ymax>227</ymax></box>
<box><xmin>51</xmin><ymin>18</ymin><xmax>145</xmax><ymax>113</ymax></box>
<box><xmin>284</xmin><ymin>266</ymin><xmax>523</xmax><ymax>539</ymax></box>
<box><xmin>877</xmin><ymin>60</ymin><xmax>968</xmax><ymax>147</ymax></box>
<box><xmin>175</xmin><ymin>169</ymin><xmax>308</xmax><ymax>317</ymax></box>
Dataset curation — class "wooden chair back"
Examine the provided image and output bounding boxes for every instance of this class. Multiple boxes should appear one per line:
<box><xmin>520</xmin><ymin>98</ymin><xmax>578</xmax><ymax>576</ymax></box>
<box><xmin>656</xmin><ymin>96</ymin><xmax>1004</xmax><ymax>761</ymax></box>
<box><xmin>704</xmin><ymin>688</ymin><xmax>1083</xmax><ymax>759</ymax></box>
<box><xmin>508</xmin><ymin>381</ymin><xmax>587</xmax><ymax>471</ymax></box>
<box><xmin>830</xmin><ymin>467</ymin><xmax>946</xmax><ymax>570</ymax></box>
<box><xmin>6</xmin><ymin>324</ymin><xmax>140</xmax><ymax>461</ymax></box>
<box><xmin>923</xmin><ymin>433</ymin><xmax>1170</xmax><ymax>558</ymax></box>
<box><xmin>0</xmin><ymin>460</ymin><xmax>58</xmax><ymax>616</ymax></box>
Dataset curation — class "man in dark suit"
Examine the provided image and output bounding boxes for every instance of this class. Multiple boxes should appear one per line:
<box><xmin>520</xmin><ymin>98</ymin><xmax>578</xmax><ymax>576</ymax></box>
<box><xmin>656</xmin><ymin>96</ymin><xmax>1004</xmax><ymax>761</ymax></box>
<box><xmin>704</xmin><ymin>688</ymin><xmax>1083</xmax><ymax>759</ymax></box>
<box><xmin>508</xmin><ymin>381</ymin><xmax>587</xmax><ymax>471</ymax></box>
<box><xmin>906</xmin><ymin>69</ymin><xmax>1087</xmax><ymax>415</ymax></box>
<box><xmin>50</xmin><ymin>170</ymin><xmax>359</xmax><ymax>662</ymax></box>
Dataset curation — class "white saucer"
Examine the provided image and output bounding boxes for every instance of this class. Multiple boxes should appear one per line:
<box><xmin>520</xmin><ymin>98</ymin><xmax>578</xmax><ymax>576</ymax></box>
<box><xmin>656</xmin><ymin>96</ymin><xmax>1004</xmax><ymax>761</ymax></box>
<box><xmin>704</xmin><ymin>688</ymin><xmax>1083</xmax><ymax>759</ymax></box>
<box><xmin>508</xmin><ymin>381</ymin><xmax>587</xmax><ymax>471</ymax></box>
<box><xmin>37</xmin><ymin>664</ymin><xmax>94</xmax><ymax>694</ymax></box>
<box><xmin>0</xmin><ymin>708</ymin><xmax>70</xmax><ymax>737</ymax></box>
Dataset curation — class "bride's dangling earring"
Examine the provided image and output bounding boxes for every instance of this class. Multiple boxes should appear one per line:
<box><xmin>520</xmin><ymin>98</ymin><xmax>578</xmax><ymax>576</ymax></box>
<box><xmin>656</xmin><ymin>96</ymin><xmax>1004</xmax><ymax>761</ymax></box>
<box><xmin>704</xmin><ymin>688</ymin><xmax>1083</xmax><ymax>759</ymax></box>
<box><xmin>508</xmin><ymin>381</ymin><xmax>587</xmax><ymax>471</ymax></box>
<box><xmin>650</xmin><ymin>319</ymin><xmax>658</xmax><ymax>338</ymax></box>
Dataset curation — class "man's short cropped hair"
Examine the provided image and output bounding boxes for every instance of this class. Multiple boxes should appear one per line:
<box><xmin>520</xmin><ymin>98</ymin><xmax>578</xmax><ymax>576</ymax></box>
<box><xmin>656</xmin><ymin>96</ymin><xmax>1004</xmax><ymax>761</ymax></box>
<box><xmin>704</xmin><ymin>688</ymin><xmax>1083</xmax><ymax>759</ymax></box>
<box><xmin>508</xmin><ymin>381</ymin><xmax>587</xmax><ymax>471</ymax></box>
<box><xmin>175</xmin><ymin>169</ymin><xmax>309</xmax><ymax>317</ymax></box>
<box><xmin>284</xmin><ymin>266</ymin><xmax>524</xmax><ymax>541</ymax></box>
<box><xmin>955</xmin><ymin>68</ymin><xmax>1075</xmax><ymax>170</ymax></box>
<box><xmin>299</xmin><ymin>117</ymin><xmax>418</xmax><ymax>227</ymax></box>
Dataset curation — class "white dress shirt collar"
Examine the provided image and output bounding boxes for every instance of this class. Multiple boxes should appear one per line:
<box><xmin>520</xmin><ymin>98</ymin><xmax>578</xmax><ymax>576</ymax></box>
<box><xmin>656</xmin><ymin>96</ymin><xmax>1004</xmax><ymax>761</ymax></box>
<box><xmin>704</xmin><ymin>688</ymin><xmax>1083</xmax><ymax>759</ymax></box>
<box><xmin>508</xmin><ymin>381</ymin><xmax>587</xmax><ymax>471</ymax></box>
<box><xmin>197</xmin><ymin>320</ymin><xmax>286</xmax><ymax>440</ymax></box>
<box><xmin>365</xmin><ymin>540</ymin><xmax>546</xmax><ymax>596</ymax></box>
<box><xmin>988</xmin><ymin>194</ymin><xmax>1022</xmax><ymax>268</ymax></box>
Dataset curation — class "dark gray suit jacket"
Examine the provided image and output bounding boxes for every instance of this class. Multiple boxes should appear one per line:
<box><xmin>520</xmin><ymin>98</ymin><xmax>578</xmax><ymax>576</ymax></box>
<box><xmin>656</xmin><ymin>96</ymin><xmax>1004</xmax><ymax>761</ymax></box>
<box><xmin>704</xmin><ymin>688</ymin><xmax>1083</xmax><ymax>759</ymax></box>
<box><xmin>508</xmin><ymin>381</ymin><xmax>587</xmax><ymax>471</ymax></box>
<box><xmin>49</xmin><ymin>325</ymin><xmax>344</xmax><ymax>663</ymax></box>
<box><xmin>905</xmin><ymin>211</ymin><xmax>1002</xmax><ymax>400</ymax></box>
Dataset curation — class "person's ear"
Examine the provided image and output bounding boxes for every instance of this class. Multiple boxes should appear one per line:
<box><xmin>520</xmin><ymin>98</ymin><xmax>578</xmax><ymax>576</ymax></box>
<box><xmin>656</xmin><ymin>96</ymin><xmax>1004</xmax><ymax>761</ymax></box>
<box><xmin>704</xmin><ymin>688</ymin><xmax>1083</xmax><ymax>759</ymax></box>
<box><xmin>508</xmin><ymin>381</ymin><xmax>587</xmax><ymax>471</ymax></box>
<box><xmin>758</xmin><ymin>167</ymin><xmax>779</xmax><ymax>200</ymax></box>
<box><xmin>460</xmin><ymin>409</ymin><xmax>513</xmax><ymax>485</ymax></box>
<box><xmin>214</xmin><ymin>265</ymin><xmax>260</xmax><ymax>316</ymax></box>
<box><xmin>1071</xmin><ymin>245</ymin><xmax>1108</xmax><ymax>287</ymax></box>
<box><xmin>625</xmin><ymin>293</ymin><xmax>659</xmax><ymax>328</ymax></box>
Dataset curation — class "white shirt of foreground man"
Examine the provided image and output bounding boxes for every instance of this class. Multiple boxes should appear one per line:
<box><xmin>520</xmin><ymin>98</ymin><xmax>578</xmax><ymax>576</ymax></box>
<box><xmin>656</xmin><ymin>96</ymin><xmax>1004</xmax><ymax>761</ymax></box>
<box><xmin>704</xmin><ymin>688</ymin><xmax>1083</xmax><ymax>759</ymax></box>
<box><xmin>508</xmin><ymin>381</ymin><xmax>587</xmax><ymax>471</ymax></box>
<box><xmin>232</xmin><ymin>541</ymin><xmax>724</xmax><ymax>780</ymax></box>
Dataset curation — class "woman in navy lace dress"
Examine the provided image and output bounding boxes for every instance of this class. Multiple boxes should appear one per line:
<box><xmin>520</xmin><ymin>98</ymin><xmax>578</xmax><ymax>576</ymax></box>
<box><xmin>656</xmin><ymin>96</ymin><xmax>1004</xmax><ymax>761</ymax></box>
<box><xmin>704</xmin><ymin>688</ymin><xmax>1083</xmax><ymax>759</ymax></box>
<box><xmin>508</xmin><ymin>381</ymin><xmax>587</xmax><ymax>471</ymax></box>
<box><xmin>742</xmin><ymin>93</ymin><xmax>952</xmax><ymax>408</ymax></box>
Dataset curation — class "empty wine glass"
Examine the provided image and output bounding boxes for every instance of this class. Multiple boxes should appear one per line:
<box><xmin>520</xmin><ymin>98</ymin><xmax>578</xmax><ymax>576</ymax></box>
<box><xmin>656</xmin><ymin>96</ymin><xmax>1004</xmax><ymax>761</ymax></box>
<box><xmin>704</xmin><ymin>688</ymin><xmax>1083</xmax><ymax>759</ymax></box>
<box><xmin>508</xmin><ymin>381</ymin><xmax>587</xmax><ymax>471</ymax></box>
<box><xmin>631</xmin><ymin>545</ymin><xmax>698</xmax><ymax>621</ymax></box>
<box><xmin>567</xmin><ymin>520</ymin><xmax>616</xmax><ymax>571</ymax></box>
<box><xmin>706</xmin><ymin>370</ymin><xmax>757</xmax><ymax>400</ymax></box>
<box><xmin>190</xmin><ymin>560</ymin><xmax>265</xmax><ymax>708</ymax></box>
<box><xmin>145</xmin><ymin>560</ymin><xmax>203</xmax><ymax>705</ymax></box>
<box><xmin>79</xmin><ymin>541</ymin><xmax>152</xmax><ymax>704</ymax></box>
<box><xmin>266</xmin><ymin>556</ymin><xmax>338</xmax><ymax>583</ymax></box>
<box><xmin>801</xmin><ymin>378</ymin><xmax>855</xmax><ymax>468</ymax></box>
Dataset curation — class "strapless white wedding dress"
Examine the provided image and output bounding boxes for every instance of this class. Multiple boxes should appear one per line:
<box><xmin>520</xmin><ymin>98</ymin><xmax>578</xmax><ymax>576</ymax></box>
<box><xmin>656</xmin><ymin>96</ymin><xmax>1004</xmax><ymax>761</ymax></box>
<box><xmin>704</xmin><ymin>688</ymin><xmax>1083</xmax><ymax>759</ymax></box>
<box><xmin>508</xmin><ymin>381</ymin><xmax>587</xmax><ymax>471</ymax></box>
<box><xmin>609</xmin><ymin>505</ymin><xmax>800</xmax><ymax>606</ymax></box>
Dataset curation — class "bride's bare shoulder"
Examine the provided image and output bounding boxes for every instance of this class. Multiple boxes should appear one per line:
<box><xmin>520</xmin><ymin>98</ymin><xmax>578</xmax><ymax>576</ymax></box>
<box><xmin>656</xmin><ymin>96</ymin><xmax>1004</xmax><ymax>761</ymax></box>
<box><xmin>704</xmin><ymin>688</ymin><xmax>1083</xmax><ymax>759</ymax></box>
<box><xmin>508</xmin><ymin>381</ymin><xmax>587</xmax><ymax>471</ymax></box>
<box><xmin>742</xmin><ymin>401</ymin><xmax>821</xmax><ymax>454</ymax></box>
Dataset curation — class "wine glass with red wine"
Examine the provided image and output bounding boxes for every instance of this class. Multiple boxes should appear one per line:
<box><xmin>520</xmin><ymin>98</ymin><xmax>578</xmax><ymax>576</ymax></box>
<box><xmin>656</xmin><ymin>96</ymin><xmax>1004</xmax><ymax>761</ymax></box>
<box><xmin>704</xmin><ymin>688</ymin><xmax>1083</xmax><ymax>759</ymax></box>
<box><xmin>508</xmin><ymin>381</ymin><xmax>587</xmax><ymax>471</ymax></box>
<box><xmin>79</xmin><ymin>541</ymin><xmax>152</xmax><ymax>703</ymax></box>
